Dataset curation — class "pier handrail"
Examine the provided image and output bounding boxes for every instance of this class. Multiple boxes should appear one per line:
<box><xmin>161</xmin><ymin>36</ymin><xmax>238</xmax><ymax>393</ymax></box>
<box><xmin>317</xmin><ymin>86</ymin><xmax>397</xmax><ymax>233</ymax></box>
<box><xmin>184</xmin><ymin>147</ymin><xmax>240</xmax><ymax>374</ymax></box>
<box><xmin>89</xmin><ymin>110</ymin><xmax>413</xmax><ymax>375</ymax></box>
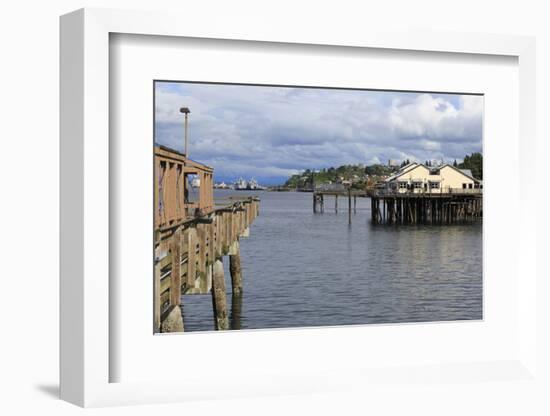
<box><xmin>154</xmin><ymin>195</ymin><xmax>260</xmax><ymax>331</ymax></box>
<box><xmin>155</xmin><ymin>146</ymin><xmax>214</xmax><ymax>229</ymax></box>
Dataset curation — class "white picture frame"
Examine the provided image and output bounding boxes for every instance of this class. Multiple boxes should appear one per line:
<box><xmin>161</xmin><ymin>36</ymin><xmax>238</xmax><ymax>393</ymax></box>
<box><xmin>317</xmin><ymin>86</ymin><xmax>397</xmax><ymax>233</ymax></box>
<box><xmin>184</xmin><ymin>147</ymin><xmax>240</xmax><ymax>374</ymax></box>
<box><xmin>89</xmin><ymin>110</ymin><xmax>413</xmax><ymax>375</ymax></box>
<box><xmin>60</xmin><ymin>8</ymin><xmax>537</xmax><ymax>407</ymax></box>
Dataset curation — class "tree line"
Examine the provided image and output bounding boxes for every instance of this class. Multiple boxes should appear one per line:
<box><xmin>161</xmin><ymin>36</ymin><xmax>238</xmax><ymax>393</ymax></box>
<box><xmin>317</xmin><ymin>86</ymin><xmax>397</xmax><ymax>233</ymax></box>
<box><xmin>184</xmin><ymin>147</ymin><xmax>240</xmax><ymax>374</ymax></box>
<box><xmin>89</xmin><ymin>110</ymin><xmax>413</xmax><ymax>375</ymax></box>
<box><xmin>283</xmin><ymin>152</ymin><xmax>482</xmax><ymax>188</ymax></box>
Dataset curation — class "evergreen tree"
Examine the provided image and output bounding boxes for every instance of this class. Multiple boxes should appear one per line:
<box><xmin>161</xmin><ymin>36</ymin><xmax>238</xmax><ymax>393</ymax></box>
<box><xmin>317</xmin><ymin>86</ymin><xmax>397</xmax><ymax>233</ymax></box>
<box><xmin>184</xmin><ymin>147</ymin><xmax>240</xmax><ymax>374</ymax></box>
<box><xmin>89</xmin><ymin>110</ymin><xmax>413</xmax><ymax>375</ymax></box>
<box><xmin>458</xmin><ymin>152</ymin><xmax>483</xmax><ymax>179</ymax></box>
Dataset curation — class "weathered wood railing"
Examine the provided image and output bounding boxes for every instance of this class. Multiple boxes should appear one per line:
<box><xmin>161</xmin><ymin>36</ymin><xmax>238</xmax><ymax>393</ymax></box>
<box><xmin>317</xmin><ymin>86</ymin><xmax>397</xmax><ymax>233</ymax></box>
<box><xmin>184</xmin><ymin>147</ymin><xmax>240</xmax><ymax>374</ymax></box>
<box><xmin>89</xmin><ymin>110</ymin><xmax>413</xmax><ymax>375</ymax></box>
<box><xmin>155</xmin><ymin>145</ymin><xmax>214</xmax><ymax>230</ymax></box>
<box><xmin>154</xmin><ymin>197</ymin><xmax>260</xmax><ymax>332</ymax></box>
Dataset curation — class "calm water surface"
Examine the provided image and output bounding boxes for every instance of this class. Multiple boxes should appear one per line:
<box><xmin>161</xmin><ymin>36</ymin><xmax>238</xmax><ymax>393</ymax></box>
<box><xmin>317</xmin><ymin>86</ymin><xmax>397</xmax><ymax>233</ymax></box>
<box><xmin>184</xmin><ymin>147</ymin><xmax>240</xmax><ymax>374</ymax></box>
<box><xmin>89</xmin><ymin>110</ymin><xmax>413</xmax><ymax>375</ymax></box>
<box><xmin>182</xmin><ymin>190</ymin><xmax>482</xmax><ymax>331</ymax></box>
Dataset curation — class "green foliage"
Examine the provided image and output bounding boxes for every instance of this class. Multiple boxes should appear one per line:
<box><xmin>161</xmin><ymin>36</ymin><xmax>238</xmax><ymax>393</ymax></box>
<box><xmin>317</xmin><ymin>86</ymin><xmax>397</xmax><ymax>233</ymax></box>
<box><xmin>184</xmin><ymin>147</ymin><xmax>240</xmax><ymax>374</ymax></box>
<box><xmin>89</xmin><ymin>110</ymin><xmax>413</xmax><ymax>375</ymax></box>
<box><xmin>282</xmin><ymin>151</ymin><xmax>483</xmax><ymax>188</ymax></box>
<box><xmin>284</xmin><ymin>163</ymin><xmax>396</xmax><ymax>189</ymax></box>
<box><xmin>458</xmin><ymin>152</ymin><xmax>483</xmax><ymax>179</ymax></box>
<box><xmin>364</xmin><ymin>164</ymin><xmax>395</xmax><ymax>177</ymax></box>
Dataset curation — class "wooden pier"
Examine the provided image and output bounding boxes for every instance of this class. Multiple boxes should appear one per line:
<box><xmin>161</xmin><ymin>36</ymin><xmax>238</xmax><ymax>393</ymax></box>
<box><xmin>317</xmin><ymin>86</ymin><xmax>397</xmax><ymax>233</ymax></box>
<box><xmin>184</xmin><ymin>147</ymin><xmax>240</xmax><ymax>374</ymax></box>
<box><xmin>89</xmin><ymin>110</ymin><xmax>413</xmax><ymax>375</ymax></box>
<box><xmin>368</xmin><ymin>189</ymin><xmax>482</xmax><ymax>225</ymax></box>
<box><xmin>154</xmin><ymin>146</ymin><xmax>259</xmax><ymax>332</ymax></box>
<box><xmin>313</xmin><ymin>185</ymin><xmax>482</xmax><ymax>225</ymax></box>
<box><xmin>313</xmin><ymin>185</ymin><xmax>367</xmax><ymax>224</ymax></box>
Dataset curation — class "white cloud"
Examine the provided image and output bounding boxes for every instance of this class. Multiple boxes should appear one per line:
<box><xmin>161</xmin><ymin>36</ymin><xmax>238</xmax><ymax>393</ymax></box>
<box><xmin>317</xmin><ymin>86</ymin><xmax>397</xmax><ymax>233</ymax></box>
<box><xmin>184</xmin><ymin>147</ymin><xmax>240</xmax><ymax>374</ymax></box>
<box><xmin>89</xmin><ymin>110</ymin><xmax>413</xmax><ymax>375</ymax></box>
<box><xmin>155</xmin><ymin>83</ymin><xmax>483</xmax><ymax>184</ymax></box>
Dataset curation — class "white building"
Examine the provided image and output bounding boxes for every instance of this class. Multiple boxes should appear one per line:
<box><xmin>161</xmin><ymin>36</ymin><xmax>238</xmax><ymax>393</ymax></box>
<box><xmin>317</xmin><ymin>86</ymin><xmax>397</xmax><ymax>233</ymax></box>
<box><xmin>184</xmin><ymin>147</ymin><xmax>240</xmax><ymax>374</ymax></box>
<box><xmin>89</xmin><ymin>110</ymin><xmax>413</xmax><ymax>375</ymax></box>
<box><xmin>384</xmin><ymin>162</ymin><xmax>482</xmax><ymax>193</ymax></box>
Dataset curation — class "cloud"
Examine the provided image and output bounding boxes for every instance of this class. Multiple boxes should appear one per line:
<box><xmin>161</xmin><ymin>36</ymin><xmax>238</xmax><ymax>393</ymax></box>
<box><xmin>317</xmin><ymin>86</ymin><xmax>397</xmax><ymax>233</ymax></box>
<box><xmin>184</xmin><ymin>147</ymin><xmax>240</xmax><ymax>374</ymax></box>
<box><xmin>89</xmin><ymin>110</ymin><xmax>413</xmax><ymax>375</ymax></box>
<box><xmin>155</xmin><ymin>82</ymin><xmax>483</xmax><ymax>184</ymax></box>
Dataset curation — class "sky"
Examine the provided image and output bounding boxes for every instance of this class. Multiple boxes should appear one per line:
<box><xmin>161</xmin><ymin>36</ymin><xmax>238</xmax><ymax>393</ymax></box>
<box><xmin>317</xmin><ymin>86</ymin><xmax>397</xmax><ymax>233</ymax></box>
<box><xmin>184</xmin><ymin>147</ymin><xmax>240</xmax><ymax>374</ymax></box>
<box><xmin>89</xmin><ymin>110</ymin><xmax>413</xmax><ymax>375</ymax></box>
<box><xmin>154</xmin><ymin>82</ymin><xmax>483</xmax><ymax>185</ymax></box>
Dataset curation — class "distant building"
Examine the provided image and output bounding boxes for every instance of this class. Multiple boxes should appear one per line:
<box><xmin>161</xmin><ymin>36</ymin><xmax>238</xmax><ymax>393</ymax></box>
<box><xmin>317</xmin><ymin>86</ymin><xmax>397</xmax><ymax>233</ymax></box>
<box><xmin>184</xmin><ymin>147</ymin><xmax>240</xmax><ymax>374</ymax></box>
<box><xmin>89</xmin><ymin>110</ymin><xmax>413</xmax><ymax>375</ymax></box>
<box><xmin>384</xmin><ymin>162</ymin><xmax>482</xmax><ymax>193</ymax></box>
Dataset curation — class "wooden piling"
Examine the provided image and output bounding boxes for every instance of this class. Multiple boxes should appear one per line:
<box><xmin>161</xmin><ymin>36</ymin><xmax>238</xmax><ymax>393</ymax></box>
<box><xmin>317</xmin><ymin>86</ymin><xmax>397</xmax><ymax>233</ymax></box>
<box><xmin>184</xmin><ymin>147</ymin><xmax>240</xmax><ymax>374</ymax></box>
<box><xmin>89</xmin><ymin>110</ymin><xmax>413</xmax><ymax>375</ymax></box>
<box><xmin>348</xmin><ymin>188</ymin><xmax>352</xmax><ymax>225</ymax></box>
<box><xmin>229</xmin><ymin>240</ymin><xmax>243</xmax><ymax>295</ymax></box>
<box><xmin>230</xmin><ymin>294</ymin><xmax>243</xmax><ymax>330</ymax></box>
<box><xmin>211</xmin><ymin>258</ymin><xmax>229</xmax><ymax>330</ymax></box>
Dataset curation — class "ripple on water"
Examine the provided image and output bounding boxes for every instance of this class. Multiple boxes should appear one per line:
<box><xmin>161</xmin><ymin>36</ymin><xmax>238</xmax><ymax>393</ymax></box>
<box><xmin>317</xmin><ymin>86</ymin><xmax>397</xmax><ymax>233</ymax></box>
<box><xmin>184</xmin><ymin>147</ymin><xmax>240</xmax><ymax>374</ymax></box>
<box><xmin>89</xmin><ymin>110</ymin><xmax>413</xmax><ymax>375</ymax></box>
<box><xmin>181</xmin><ymin>190</ymin><xmax>483</xmax><ymax>332</ymax></box>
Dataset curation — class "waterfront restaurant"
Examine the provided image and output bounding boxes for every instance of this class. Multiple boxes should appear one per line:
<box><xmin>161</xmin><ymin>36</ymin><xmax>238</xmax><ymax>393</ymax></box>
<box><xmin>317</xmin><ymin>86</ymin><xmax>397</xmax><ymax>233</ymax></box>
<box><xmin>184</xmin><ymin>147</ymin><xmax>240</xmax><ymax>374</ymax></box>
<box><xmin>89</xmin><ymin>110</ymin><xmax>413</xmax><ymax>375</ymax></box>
<box><xmin>384</xmin><ymin>162</ymin><xmax>482</xmax><ymax>193</ymax></box>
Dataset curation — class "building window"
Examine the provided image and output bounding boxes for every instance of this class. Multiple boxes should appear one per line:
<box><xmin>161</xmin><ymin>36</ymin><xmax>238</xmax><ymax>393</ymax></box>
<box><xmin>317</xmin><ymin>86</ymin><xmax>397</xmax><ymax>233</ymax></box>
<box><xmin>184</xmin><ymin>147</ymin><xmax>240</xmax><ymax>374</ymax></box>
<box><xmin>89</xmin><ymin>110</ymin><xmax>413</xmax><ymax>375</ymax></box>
<box><xmin>413</xmin><ymin>181</ymin><xmax>422</xmax><ymax>189</ymax></box>
<box><xmin>429</xmin><ymin>181</ymin><xmax>440</xmax><ymax>189</ymax></box>
<box><xmin>463</xmin><ymin>183</ymin><xmax>467</xmax><ymax>189</ymax></box>
<box><xmin>468</xmin><ymin>183</ymin><xmax>473</xmax><ymax>189</ymax></box>
<box><xmin>398</xmin><ymin>181</ymin><xmax>407</xmax><ymax>189</ymax></box>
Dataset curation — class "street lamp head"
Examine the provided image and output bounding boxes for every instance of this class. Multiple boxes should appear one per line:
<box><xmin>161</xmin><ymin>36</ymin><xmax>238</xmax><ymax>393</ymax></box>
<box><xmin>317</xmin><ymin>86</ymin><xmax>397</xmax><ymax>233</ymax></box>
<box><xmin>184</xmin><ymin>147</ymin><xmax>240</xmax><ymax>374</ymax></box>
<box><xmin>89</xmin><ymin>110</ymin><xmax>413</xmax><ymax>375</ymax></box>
<box><xmin>180</xmin><ymin>107</ymin><xmax>191</xmax><ymax>114</ymax></box>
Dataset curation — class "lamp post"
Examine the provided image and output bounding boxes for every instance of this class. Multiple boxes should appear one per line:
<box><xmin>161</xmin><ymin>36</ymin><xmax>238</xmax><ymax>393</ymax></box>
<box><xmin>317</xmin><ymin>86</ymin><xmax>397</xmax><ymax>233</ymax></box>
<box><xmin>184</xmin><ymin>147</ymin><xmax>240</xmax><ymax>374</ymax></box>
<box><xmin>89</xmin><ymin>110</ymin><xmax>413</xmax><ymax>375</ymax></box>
<box><xmin>179</xmin><ymin>107</ymin><xmax>190</xmax><ymax>157</ymax></box>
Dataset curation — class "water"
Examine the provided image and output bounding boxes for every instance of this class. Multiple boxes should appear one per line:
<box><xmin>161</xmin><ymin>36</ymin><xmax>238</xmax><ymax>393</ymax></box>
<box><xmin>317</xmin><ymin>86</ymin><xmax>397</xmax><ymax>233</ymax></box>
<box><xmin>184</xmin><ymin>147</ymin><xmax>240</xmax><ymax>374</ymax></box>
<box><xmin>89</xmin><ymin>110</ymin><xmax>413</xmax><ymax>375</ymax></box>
<box><xmin>182</xmin><ymin>190</ymin><xmax>482</xmax><ymax>331</ymax></box>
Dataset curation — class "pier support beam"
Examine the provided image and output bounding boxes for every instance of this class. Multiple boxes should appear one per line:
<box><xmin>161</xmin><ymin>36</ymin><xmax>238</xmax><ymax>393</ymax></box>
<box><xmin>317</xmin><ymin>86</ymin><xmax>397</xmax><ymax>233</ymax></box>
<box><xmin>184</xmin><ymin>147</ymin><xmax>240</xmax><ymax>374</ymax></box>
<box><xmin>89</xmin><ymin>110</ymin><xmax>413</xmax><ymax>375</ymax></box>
<box><xmin>211</xmin><ymin>258</ymin><xmax>229</xmax><ymax>330</ymax></box>
<box><xmin>229</xmin><ymin>241</ymin><xmax>243</xmax><ymax>295</ymax></box>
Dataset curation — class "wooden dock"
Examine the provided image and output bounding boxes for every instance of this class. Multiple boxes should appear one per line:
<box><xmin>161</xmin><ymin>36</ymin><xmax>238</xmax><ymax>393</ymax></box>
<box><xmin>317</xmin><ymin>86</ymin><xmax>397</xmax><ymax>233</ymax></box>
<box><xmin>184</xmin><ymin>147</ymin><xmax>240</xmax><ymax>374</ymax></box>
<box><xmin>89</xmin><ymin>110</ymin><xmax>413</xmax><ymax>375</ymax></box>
<box><xmin>368</xmin><ymin>189</ymin><xmax>482</xmax><ymax>225</ymax></box>
<box><xmin>313</xmin><ymin>185</ymin><xmax>367</xmax><ymax>224</ymax></box>
<box><xmin>312</xmin><ymin>186</ymin><xmax>482</xmax><ymax>225</ymax></box>
<box><xmin>154</xmin><ymin>146</ymin><xmax>259</xmax><ymax>332</ymax></box>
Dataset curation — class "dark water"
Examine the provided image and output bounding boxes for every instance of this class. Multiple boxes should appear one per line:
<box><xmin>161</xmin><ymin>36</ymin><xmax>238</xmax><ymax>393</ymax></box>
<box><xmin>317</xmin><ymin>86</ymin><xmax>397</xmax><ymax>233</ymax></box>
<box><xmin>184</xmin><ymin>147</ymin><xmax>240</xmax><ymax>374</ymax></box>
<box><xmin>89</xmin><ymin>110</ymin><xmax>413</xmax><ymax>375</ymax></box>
<box><xmin>182</xmin><ymin>190</ymin><xmax>482</xmax><ymax>331</ymax></box>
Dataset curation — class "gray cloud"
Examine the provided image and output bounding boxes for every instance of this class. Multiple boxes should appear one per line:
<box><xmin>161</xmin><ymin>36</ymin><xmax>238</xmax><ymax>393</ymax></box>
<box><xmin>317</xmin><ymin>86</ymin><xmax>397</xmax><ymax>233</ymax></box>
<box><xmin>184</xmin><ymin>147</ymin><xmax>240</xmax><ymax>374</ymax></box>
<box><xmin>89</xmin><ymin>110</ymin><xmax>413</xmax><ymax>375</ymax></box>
<box><xmin>155</xmin><ymin>82</ymin><xmax>483</xmax><ymax>184</ymax></box>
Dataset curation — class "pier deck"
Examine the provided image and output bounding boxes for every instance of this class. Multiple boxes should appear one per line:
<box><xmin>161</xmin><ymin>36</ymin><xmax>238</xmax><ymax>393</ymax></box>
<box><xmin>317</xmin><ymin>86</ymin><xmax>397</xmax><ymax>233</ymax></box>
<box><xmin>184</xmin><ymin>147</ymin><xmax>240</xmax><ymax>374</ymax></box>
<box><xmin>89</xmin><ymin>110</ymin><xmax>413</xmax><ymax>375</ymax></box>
<box><xmin>154</xmin><ymin>146</ymin><xmax>260</xmax><ymax>332</ymax></box>
<box><xmin>312</xmin><ymin>187</ymin><xmax>482</xmax><ymax>225</ymax></box>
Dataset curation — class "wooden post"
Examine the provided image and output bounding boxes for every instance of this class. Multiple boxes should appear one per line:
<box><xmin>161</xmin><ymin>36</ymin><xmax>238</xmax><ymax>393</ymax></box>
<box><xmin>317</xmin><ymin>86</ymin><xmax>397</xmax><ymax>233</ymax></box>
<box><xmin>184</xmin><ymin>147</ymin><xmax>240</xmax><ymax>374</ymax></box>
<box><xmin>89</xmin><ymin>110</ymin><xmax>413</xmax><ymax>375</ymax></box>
<box><xmin>348</xmin><ymin>188</ymin><xmax>352</xmax><ymax>225</ymax></box>
<box><xmin>335</xmin><ymin>194</ymin><xmax>338</xmax><ymax>213</ymax></box>
<box><xmin>154</xmin><ymin>255</ymin><xmax>161</xmax><ymax>332</ymax></box>
<box><xmin>313</xmin><ymin>193</ymin><xmax>317</xmax><ymax>213</ymax></box>
<box><xmin>170</xmin><ymin>229</ymin><xmax>182</xmax><ymax>306</ymax></box>
<box><xmin>186</xmin><ymin>227</ymin><xmax>197</xmax><ymax>288</ymax></box>
<box><xmin>211</xmin><ymin>258</ymin><xmax>229</xmax><ymax>330</ymax></box>
<box><xmin>353</xmin><ymin>195</ymin><xmax>357</xmax><ymax>213</ymax></box>
<box><xmin>208</xmin><ymin>221</ymin><xmax>215</xmax><ymax>264</ymax></box>
<box><xmin>216</xmin><ymin>214</ymin><xmax>222</xmax><ymax>256</ymax></box>
<box><xmin>229</xmin><ymin>240</ymin><xmax>243</xmax><ymax>295</ymax></box>
<box><xmin>197</xmin><ymin>223</ymin><xmax>207</xmax><ymax>290</ymax></box>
